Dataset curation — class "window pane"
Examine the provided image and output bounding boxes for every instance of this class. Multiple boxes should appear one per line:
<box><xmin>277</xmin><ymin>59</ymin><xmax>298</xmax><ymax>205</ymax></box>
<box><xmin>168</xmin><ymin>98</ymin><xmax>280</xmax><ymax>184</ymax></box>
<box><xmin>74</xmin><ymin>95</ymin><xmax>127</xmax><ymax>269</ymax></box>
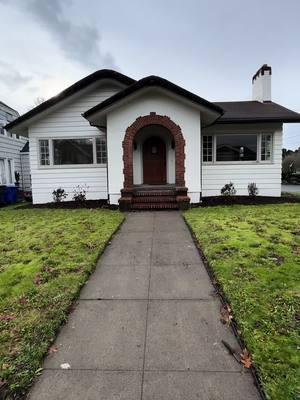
<box><xmin>96</xmin><ymin>137</ymin><xmax>107</xmax><ymax>164</ymax></box>
<box><xmin>261</xmin><ymin>134</ymin><xmax>272</xmax><ymax>161</ymax></box>
<box><xmin>216</xmin><ymin>135</ymin><xmax>257</xmax><ymax>161</ymax></box>
<box><xmin>53</xmin><ymin>139</ymin><xmax>93</xmax><ymax>165</ymax></box>
<box><xmin>202</xmin><ymin>135</ymin><xmax>213</xmax><ymax>162</ymax></box>
<box><xmin>39</xmin><ymin>140</ymin><xmax>50</xmax><ymax>166</ymax></box>
<box><xmin>0</xmin><ymin>159</ymin><xmax>6</xmax><ymax>184</ymax></box>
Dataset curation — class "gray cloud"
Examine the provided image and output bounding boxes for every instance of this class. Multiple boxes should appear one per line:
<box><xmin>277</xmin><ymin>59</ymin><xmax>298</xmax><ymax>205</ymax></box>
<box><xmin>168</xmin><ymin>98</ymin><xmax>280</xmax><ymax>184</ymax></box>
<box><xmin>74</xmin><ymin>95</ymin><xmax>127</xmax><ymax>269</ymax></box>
<box><xmin>0</xmin><ymin>60</ymin><xmax>32</xmax><ymax>88</ymax></box>
<box><xmin>16</xmin><ymin>0</ymin><xmax>116</xmax><ymax>70</ymax></box>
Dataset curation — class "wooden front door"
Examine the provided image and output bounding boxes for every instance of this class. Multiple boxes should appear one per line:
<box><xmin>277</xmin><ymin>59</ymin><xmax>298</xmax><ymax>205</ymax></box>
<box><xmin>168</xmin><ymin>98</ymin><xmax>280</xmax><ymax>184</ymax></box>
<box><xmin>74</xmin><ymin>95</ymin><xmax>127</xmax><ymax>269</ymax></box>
<box><xmin>143</xmin><ymin>137</ymin><xmax>166</xmax><ymax>184</ymax></box>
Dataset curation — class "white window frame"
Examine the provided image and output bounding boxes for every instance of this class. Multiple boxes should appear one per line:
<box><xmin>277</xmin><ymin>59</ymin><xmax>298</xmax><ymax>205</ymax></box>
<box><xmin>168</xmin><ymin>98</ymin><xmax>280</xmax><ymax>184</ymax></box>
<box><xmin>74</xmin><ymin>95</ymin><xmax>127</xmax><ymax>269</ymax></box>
<box><xmin>202</xmin><ymin>133</ymin><xmax>273</xmax><ymax>164</ymax></box>
<box><xmin>0</xmin><ymin>158</ymin><xmax>6</xmax><ymax>184</ymax></box>
<box><xmin>0</xmin><ymin>158</ymin><xmax>15</xmax><ymax>185</ymax></box>
<box><xmin>37</xmin><ymin>136</ymin><xmax>107</xmax><ymax>169</ymax></box>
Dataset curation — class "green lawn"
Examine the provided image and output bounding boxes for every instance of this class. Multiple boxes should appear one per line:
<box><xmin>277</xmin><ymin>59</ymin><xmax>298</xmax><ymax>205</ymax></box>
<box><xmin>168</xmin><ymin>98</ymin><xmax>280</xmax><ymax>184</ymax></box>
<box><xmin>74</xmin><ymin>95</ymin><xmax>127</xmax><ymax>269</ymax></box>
<box><xmin>0</xmin><ymin>207</ymin><xmax>124</xmax><ymax>398</ymax></box>
<box><xmin>184</xmin><ymin>204</ymin><xmax>300</xmax><ymax>400</ymax></box>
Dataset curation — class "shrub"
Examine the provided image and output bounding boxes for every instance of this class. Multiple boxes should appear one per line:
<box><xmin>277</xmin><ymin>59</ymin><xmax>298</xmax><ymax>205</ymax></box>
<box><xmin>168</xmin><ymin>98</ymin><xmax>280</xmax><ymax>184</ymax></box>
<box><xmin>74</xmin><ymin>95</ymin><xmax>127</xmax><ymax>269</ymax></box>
<box><xmin>73</xmin><ymin>185</ymin><xmax>88</xmax><ymax>203</ymax></box>
<box><xmin>248</xmin><ymin>182</ymin><xmax>259</xmax><ymax>197</ymax></box>
<box><xmin>220</xmin><ymin>182</ymin><xmax>236</xmax><ymax>196</ymax></box>
<box><xmin>52</xmin><ymin>188</ymin><xmax>68</xmax><ymax>202</ymax></box>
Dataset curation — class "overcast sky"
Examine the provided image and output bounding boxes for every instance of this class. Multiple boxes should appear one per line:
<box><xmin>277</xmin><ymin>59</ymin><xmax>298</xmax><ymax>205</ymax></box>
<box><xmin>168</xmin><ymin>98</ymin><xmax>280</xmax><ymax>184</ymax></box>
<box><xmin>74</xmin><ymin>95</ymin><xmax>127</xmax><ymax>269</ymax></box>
<box><xmin>0</xmin><ymin>0</ymin><xmax>299</xmax><ymax>149</ymax></box>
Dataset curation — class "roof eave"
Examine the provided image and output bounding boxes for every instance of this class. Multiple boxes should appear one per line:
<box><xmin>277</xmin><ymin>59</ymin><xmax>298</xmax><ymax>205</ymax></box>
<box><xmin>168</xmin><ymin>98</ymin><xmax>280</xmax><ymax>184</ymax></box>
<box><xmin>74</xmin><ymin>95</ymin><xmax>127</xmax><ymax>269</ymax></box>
<box><xmin>5</xmin><ymin>70</ymin><xmax>135</xmax><ymax>132</ymax></box>
<box><xmin>216</xmin><ymin>117</ymin><xmax>300</xmax><ymax>124</ymax></box>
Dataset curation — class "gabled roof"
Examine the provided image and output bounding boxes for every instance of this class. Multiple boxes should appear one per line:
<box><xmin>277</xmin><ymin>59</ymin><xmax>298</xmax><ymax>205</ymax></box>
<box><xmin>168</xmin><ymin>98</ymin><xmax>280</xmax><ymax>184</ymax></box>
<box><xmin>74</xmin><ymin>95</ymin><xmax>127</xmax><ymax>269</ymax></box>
<box><xmin>83</xmin><ymin>75</ymin><xmax>224</xmax><ymax>119</ymax></box>
<box><xmin>5</xmin><ymin>70</ymin><xmax>135</xmax><ymax>131</ymax></box>
<box><xmin>214</xmin><ymin>101</ymin><xmax>300</xmax><ymax>124</ymax></box>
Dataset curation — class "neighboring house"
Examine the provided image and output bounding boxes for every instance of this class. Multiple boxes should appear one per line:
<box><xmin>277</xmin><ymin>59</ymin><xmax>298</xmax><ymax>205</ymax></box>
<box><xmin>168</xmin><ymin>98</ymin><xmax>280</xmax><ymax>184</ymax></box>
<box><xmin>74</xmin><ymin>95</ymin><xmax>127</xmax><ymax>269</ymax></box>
<box><xmin>5</xmin><ymin>65</ymin><xmax>300</xmax><ymax>209</ymax></box>
<box><xmin>0</xmin><ymin>101</ymin><xmax>31</xmax><ymax>191</ymax></box>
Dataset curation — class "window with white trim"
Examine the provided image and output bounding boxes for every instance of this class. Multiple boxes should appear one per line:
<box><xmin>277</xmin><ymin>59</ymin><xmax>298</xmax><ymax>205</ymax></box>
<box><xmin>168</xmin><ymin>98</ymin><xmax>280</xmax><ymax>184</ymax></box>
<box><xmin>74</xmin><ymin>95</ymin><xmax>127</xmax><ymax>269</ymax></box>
<box><xmin>0</xmin><ymin>158</ymin><xmax>14</xmax><ymax>184</ymax></box>
<box><xmin>0</xmin><ymin>159</ymin><xmax>5</xmax><ymax>184</ymax></box>
<box><xmin>202</xmin><ymin>135</ymin><xmax>213</xmax><ymax>162</ymax></box>
<box><xmin>39</xmin><ymin>139</ymin><xmax>50</xmax><ymax>166</ymax></box>
<box><xmin>202</xmin><ymin>133</ymin><xmax>273</xmax><ymax>163</ymax></box>
<box><xmin>261</xmin><ymin>134</ymin><xmax>272</xmax><ymax>161</ymax></box>
<box><xmin>96</xmin><ymin>137</ymin><xmax>107</xmax><ymax>164</ymax></box>
<box><xmin>39</xmin><ymin>136</ymin><xmax>107</xmax><ymax>167</ymax></box>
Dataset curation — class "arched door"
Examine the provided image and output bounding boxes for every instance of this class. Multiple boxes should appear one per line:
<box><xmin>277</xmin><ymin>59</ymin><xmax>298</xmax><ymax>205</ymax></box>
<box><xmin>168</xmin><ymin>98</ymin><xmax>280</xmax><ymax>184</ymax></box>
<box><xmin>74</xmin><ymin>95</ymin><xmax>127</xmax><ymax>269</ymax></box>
<box><xmin>143</xmin><ymin>136</ymin><xmax>166</xmax><ymax>184</ymax></box>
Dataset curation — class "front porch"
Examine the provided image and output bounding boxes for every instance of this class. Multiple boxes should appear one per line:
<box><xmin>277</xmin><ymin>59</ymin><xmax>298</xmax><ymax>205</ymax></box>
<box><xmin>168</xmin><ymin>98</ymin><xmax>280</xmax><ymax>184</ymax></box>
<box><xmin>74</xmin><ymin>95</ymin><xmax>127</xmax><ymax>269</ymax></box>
<box><xmin>118</xmin><ymin>113</ymin><xmax>191</xmax><ymax>210</ymax></box>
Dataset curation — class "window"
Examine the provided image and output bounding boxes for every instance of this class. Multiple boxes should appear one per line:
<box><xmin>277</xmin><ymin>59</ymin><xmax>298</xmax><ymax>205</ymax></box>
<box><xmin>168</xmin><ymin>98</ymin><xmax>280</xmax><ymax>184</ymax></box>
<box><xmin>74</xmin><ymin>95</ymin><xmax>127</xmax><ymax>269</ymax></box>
<box><xmin>7</xmin><ymin>160</ymin><xmax>13</xmax><ymax>183</ymax></box>
<box><xmin>216</xmin><ymin>134</ymin><xmax>257</xmax><ymax>161</ymax></box>
<box><xmin>39</xmin><ymin>140</ymin><xmax>50</xmax><ymax>165</ymax></box>
<box><xmin>202</xmin><ymin>135</ymin><xmax>213</xmax><ymax>162</ymax></box>
<box><xmin>53</xmin><ymin>139</ymin><xmax>93</xmax><ymax>165</ymax></box>
<box><xmin>39</xmin><ymin>137</ymin><xmax>107</xmax><ymax>166</ymax></box>
<box><xmin>261</xmin><ymin>134</ymin><xmax>272</xmax><ymax>161</ymax></box>
<box><xmin>0</xmin><ymin>159</ymin><xmax>5</xmax><ymax>184</ymax></box>
<box><xmin>0</xmin><ymin>159</ymin><xmax>14</xmax><ymax>184</ymax></box>
<box><xmin>96</xmin><ymin>137</ymin><xmax>107</xmax><ymax>164</ymax></box>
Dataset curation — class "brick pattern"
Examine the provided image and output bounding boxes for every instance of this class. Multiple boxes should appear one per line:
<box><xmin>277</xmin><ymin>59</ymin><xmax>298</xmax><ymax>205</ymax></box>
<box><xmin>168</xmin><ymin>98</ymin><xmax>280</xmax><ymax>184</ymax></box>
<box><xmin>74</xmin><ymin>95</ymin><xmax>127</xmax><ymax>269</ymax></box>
<box><xmin>122</xmin><ymin>112</ymin><xmax>186</xmax><ymax>189</ymax></box>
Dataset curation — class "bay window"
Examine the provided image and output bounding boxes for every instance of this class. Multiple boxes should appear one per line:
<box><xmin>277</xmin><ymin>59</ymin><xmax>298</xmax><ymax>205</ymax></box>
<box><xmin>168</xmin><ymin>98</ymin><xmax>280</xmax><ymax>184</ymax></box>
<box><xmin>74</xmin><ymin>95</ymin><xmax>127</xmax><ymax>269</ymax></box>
<box><xmin>202</xmin><ymin>133</ymin><xmax>273</xmax><ymax>163</ymax></box>
<box><xmin>38</xmin><ymin>136</ymin><xmax>107</xmax><ymax>167</ymax></box>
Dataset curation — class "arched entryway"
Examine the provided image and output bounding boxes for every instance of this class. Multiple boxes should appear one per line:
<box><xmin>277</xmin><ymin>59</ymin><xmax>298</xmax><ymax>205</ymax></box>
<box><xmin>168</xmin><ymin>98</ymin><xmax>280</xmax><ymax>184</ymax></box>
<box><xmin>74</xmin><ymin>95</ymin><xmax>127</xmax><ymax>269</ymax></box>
<box><xmin>122</xmin><ymin>112</ymin><xmax>185</xmax><ymax>189</ymax></box>
<box><xmin>143</xmin><ymin>136</ymin><xmax>166</xmax><ymax>185</ymax></box>
<box><xmin>119</xmin><ymin>112</ymin><xmax>189</xmax><ymax>210</ymax></box>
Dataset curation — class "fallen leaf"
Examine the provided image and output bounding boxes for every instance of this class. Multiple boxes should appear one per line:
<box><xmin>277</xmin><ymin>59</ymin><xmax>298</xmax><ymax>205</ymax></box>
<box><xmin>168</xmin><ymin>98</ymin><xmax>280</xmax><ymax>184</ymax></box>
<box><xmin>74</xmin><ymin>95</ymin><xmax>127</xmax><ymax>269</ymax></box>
<box><xmin>48</xmin><ymin>346</ymin><xmax>58</xmax><ymax>355</ymax></box>
<box><xmin>19</xmin><ymin>297</ymin><xmax>28</xmax><ymax>305</ymax></box>
<box><xmin>33</xmin><ymin>274</ymin><xmax>42</xmax><ymax>285</ymax></box>
<box><xmin>220</xmin><ymin>304</ymin><xmax>233</xmax><ymax>325</ymax></box>
<box><xmin>0</xmin><ymin>314</ymin><xmax>16</xmax><ymax>322</ymax></box>
<box><xmin>240</xmin><ymin>349</ymin><xmax>252</xmax><ymax>369</ymax></box>
<box><xmin>60</xmin><ymin>363</ymin><xmax>71</xmax><ymax>369</ymax></box>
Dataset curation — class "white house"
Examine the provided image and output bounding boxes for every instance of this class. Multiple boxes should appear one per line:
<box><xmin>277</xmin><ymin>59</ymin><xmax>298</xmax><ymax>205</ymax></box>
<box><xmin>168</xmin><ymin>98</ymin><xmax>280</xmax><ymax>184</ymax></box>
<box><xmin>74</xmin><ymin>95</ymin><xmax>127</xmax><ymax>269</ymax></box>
<box><xmin>0</xmin><ymin>101</ymin><xmax>31</xmax><ymax>192</ymax></box>
<box><xmin>5</xmin><ymin>65</ymin><xmax>300</xmax><ymax>209</ymax></box>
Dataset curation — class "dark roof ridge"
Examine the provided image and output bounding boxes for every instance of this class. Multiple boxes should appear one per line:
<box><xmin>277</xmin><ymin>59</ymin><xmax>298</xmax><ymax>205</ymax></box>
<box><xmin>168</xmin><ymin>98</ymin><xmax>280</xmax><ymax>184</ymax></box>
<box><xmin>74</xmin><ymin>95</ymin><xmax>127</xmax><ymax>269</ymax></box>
<box><xmin>83</xmin><ymin>75</ymin><xmax>224</xmax><ymax>118</ymax></box>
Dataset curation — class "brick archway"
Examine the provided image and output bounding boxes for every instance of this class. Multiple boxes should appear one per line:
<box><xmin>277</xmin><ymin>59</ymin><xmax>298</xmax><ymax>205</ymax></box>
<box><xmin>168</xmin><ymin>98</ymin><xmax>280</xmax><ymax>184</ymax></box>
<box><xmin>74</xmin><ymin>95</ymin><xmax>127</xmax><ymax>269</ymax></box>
<box><xmin>122</xmin><ymin>112</ymin><xmax>186</xmax><ymax>189</ymax></box>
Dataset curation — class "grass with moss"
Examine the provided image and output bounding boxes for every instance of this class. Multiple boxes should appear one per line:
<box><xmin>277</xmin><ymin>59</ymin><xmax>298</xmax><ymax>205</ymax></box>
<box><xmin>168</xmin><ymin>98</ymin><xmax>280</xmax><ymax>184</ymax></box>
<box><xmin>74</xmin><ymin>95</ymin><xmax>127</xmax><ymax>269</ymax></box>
<box><xmin>0</xmin><ymin>207</ymin><xmax>124</xmax><ymax>398</ymax></box>
<box><xmin>184</xmin><ymin>204</ymin><xmax>300</xmax><ymax>400</ymax></box>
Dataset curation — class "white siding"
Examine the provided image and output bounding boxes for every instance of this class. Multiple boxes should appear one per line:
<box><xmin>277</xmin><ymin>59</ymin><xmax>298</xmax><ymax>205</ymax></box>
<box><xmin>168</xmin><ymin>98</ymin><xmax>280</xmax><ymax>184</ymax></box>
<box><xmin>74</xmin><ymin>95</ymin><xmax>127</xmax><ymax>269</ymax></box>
<box><xmin>29</xmin><ymin>85</ymin><xmax>118</xmax><ymax>204</ymax></box>
<box><xmin>0</xmin><ymin>135</ymin><xmax>29</xmax><ymax>189</ymax></box>
<box><xmin>202</xmin><ymin>124</ymin><xmax>282</xmax><ymax>197</ymax></box>
<box><xmin>107</xmin><ymin>90</ymin><xmax>202</xmax><ymax>204</ymax></box>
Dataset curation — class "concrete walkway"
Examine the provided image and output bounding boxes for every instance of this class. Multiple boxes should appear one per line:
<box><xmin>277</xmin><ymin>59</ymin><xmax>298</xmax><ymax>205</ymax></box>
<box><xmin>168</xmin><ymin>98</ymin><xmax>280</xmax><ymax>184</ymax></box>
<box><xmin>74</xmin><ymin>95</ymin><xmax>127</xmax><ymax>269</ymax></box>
<box><xmin>28</xmin><ymin>212</ymin><xmax>260</xmax><ymax>400</ymax></box>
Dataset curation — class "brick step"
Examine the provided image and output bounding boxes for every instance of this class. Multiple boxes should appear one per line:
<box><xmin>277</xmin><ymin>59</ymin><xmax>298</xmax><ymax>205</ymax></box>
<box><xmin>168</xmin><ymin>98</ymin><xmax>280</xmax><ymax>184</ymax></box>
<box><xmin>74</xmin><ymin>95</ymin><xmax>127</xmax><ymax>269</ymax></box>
<box><xmin>132</xmin><ymin>196</ymin><xmax>177</xmax><ymax>203</ymax></box>
<box><xmin>134</xmin><ymin>190</ymin><xmax>176</xmax><ymax>197</ymax></box>
<box><xmin>132</xmin><ymin>202</ymin><xmax>179</xmax><ymax>210</ymax></box>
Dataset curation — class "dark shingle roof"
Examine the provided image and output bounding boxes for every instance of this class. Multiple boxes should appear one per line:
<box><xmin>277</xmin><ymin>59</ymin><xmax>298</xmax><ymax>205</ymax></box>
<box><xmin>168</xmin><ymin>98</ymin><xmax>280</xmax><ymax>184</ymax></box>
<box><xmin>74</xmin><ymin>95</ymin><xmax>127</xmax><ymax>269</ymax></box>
<box><xmin>83</xmin><ymin>75</ymin><xmax>224</xmax><ymax>118</ymax></box>
<box><xmin>214</xmin><ymin>101</ymin><xmax>300</xmax><ymax>123</ymax></box>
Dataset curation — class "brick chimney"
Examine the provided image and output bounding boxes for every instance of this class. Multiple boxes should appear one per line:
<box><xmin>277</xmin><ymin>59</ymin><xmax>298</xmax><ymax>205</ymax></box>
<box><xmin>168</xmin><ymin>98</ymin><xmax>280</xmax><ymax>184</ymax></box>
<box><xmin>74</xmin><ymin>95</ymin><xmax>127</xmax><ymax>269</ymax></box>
<box><xmin>252</xmin><ymin>64</ymin><xmax>272</xmax><ymax>102</ymax></box>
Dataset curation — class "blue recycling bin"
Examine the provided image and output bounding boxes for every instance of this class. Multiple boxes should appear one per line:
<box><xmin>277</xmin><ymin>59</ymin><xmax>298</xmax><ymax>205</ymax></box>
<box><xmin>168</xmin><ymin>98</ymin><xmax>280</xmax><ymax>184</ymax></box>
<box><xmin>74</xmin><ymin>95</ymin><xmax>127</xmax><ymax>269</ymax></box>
<box><xmin>4</xmin><ymin>186</ymin><xmax>17</xmax><ymax>204</ymax></box>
